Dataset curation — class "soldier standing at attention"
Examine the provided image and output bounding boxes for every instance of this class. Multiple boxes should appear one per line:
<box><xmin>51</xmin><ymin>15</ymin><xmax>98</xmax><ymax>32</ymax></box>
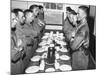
<box><xmin>70</xmin><ymin>6</ymin><xmax>90</xmax><ymax>70</ymax></box>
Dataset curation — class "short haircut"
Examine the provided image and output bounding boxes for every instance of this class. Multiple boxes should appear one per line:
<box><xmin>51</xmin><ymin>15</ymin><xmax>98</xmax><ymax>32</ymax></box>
<box><xmin>38</xmin><ymin>5</ymin><xmax>43</xmax><ymax>9</ymax></box>
<box><xmin>29</xmin><ymin>5</ymin><xmax>38</xmax><ymax>11</ymax></box>
<box><xmin>12</xmin><ymin>8</ymin><xmax>23</xmax><ymax>16</ymax></box>
<box><xmin>66</xmin><ymin>7</ymin><xmax>73</xmax><ymax>12</ymax></box>
<box><xmin>11</xmin><ymin>10</ymin><xmax>15</xmax><ymax>15</ymax></box>
<box><xmin>70</xmin><ymin>10</ymin><xmax>77</xmax><ymax>15</ymax></box>
<box><xmin>79</xmin><ymin>5</ymin><xmax>89</xmax><ymax>16</ymax></box>
<box><xmin>24</xmin><ymin>9</ymin><xmax>33</xmax><ymax>16</ymax></box>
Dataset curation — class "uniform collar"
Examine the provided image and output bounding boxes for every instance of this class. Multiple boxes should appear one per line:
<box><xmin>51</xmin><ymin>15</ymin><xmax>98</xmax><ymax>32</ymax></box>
<box><xmin>77</xmin><ymin>18</ymin><xmax>87</xmax><ymax>28</ymax></box>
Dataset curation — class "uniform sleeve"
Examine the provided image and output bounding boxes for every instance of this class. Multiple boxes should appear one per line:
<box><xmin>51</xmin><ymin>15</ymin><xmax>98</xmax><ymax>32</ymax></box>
<box><xmin>32</xmin><ymin>21</ymin><xmax>41</xmax><ymax>36</ymax></box>
<box><xmin>11</xmin><ymin>35</ymin><xmax>18</xmax><ymax>59</ymax></box>
<box><xmin>31</xmin><ymin>30</ymin><xmax>38</xmax><ymax>37</ymax></box>
<box><xmin>70</xmin><ymin>27</ymin><xmax>86</xmax><ymax>50</ymax></box>
<box><xmin>21</xmin><ymin>26</ymin><xmax>38</xmax><ymax>38</ymax></box>
<box><xmin>63</xmin><ymin>18</ymin><xmax>74</xmax><ymax>41</ymax></box>
<box><xmin>63</xmin><ymin>19</ymin><xmax>68</xmax><ymax>33</ymax></box>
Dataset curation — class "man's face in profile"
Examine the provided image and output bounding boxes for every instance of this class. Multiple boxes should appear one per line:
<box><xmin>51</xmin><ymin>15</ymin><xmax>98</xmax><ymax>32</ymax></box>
<box><xmin>72</xmin><ymin>15</ymin><xmax>77</xmax><ymax>26</ymax></box>
<box><xmin>33</xmin><ymin>7</ymin><xmax>39</xmax><ymax>16</ymax></box>
<box><xmin>77</xmin><ymin>9</ymin><xmax>86</xmax><ymax>21</ymax></box>
<box><xmin>39</xmin><ymin>8</ymin><xmax>44</xmax><ymax>13</ymax></box>
<box><xmin>66</xmin><ymin>11</ymin><xmax>70</xmax><ymax>18</ymax></box>
<box><xmin>25</xmin><ymin>12</ymin><xmax>33</xmax><ymax>24</ymax></box>
<box><xmin>18</xmin><ymin>11</ymin><xmax>25</xmax><ymax>25</ymax></box>
<box><xmin>11</xmin><ymin>13</ymin><xmax>17</xmax><ymax>28</ymax></box>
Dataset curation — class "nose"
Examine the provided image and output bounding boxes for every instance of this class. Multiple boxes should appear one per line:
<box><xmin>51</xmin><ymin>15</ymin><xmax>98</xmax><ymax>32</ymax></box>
<box><xmin>76</xmin><ymin>14</ymin><xmax>79</xmax><ymax>19</ymax></box>
<box><xmin>23</xmin><ymin>17</ymin><xmax>25</xmax><ymax>20</ymax></box>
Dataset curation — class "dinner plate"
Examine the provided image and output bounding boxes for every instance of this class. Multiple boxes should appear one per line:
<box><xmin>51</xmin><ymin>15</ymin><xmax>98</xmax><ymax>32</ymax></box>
<box><xmin>49</xmin><ymin>44</ymin><xmax>54</xmax><ymax>47</ymax></box>
<box><xmin>59</xmin><ymin>65</ymin><xmax>72</xmax><ymax>71</ymax></box>
<box><xmin>59</xmin><ymin>36</ymin><xmax>65</xmax><ymax>40</ymax></box>
<box><xmin>39</xmin><ymin>41</ymin><xmax>47</xmax><ymax>46</ymax></box>
<box><xmin>44</xmin><ymin>32</ymin><xmax>49</xmax><ymax>36</ymax></box>
<box><xmin>31</xmin><ymin>55</ymin><xmax>41</xmax><ymax>62</ymax></box>
<box><xmin>60</xmin><ymin>41</ymin><xmax>67</xmax><ymax>45</ymax></box>
<box><xmin>25</xmin><ymin>66</ymin><xmax>40</xmax><ymax>73</ymax></box>
<box><xmin>55</xmin><ymin>37</ymin><xmax>61</xmax><ymax>41</ymax></box>
<box><xmin>59</xmin><ymin>48</ymin><xmax>68</xmax><ymax>52</ymax></box>
<box><xmin>42</xmin><ymin>35</ymin><xmax>49</xmax><ymax>39</ymax></box>
<box><xmin>59</xmin><ymin>55</ymin><xmax>70</xmax><ymax>60</ymax></box>
<box><xmin>41</xmin><ymin>46</ymin><xmax>49</xmax><ymax>51</ymax></box>
<box><xmin>47</xmin><ymin>39</ymin><xmax>52</xmax><ymax>44</ymax></box>
<box><xmin>45</xmin><ymin>68</ymin><xmax>55</xmax><ymax>72</ymax></box>
<box><xmin>44</xmin><ymin>46</ymin><xmax>49</xmax><ymax>51</ymax></box>
<box><xmin>36</xmin><ymin>48</ymin><xmax>44</xmax><ymax>53</ymax></box>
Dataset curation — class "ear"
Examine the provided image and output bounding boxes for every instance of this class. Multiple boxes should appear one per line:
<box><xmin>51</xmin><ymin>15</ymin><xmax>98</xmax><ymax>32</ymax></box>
<box><xmin>15</xmin><ymin>17</ymin><xmax>19</xmax><ymax>21</ymax></box>
<box><xmin>82</xmin><ymin>14</ymin><xmax>87</xmax><ymax>19</ymax></box>
<box><xmin>84</xmin><ymin>12</ymin><xmax>87</xmax><ymax>17</ymax></box>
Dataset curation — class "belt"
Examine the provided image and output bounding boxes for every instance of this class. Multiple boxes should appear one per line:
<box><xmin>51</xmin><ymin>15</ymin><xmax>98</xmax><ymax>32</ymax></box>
<box><xmin>72</xmin><ymin>46</ymin><xmax>89</xmax><ymax>56</ymax></box>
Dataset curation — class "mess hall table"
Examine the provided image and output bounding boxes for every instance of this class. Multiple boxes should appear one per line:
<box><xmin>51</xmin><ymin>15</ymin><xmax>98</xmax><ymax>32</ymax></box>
<box><xmin>25</xmin><ymin>31</ymin><xmax>72</xmax><ymax>74</ymax></box>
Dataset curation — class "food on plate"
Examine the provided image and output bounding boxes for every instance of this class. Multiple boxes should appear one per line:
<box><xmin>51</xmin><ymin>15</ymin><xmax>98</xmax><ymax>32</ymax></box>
<box><xmin>31</xmin><ymin>55</ymin><xmax>41</xmax><ymax>62</ymax></box>
<box><xmin>59</xmin><ymin>55</ymin><xmax>70</xmax><ymax>60</ymax></box>
<box><xmin>59</xmin><ymin>48</ymin><xmax>68</xmax><ymax>52</ymax></box>
<box><xmin>59</xmin><ymin>65</ymin><xmax>72</xmax><ymax>71</ymax></box>
<box><xmin>45</xmin><ymin>68</ymin><xmax>55</xmax><ymax>72</ymax></box>
<box><xmin>44</xmin><ymin>32</ymin><xmax>49</xmax><ymax>36</ymax></box>
<box><xmin>36</xmin><ymin>48</ymin><xmax>44</xmax><ymax>53</ymax></box>
<box><xmin>25</xmin><ymin>66</ymin><xmax>40</xmax><ymax>73</ymax></box>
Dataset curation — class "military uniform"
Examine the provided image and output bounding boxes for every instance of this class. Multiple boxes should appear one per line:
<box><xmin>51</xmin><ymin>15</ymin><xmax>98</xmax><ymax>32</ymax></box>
<box><xmin>32</xmin><ymin>18</ymin><xmax>44</xmax><ymax>34</ymax></box>
<box><xmin>11</xmin><ymin>26</ymin><xmax>25</xmax><ymax>75</ymax></box>
<box><xmin>11</xmin><ymin>22</ymin><xmax>25</xmax><ymax>60</ymax></box>
<box><xmin>11</xmin><ymin>31</ymin><xmax>17</xmax><ymax>60</ymax></box>
<box><xmin>32</xmin><ymin>17</ymin><xmax>45</xmax><ymax>43</ymax></box>
<box><xmin>21</xmin><ymin>23</ymin><xmax>38</xmax><ymax>45</ymax></box>
<box><xmin>70</xmin><ymin>20</ymin><xmax>89</xmax><ymax>70</ymax></box>
<box><xmin>63</xmin><ymin>17</ymin><xmax>74</xmax><ymax>41</ymax></box>
<box><xmin>38</xmin><ymin>12</ymin><xmax>44</xmax><ymax>21</ymax></box>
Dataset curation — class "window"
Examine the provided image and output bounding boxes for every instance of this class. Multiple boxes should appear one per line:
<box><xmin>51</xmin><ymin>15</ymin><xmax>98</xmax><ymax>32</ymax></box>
<box><xmin>44</xmin><ymin>3</ymin><xmax>50</xmax><ymax>9</ymax></box>
<box><xmin>51</xmin><ymin>3</ymin><xmax>56</xmax><ymax>9</ymax></box>
<box><xmin>57</xmin><ymin>3</ymin><xmax>63</xmax><ymax>10</ymax></box>
<box><xmin>44</xmin><ymin>2</ymin><xmax>63</xmax><ymax>10</ymax></box>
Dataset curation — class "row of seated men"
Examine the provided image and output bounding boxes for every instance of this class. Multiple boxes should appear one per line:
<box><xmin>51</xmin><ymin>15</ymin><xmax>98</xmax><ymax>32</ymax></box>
<box><xmin>11</xmin><ymin>5</ymin><xmax>45</xmax><ymax>75</ymax></box>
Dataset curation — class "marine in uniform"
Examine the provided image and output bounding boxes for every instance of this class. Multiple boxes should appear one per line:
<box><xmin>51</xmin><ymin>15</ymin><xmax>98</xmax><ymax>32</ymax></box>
<box><xmin>70</xmin><ymin>6</ymin><xmax>89</xmax><ymax>70</ymax></box>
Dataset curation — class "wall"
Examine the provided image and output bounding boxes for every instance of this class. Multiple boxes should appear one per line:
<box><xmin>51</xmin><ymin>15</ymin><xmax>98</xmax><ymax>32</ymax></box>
<box><xmin>11</xmin><ymin>0</ymin><xmax>89</xmax><ymax>20</ymax></box>
<box><xmin>11</xmin><ymin>0</ymin><xmax>95</xmax><ymax>32</ymax></box>
<box><xmin>11</xmin><ymin>1</ymin><xmax>43</xmax><ymax>10</ymax></box>
<box><xmin>89</xmin><ymin>6</ymin><xmax>96</xmax><ymax>35</ymax></box>
<box><xmin>11</xmin><ymin>1</ymin><xmax>28</xmax><ymax>10</ymax></box>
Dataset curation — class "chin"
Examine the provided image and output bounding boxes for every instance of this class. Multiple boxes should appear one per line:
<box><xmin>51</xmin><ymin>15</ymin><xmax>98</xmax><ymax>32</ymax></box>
<box><xmin>77</xmin><ymin>19</ymin><xmax>80</xmax><ymax>21</ymax></box>
<box><xmin>21</xmin><ymin>22</ymin><xmax>25</xmax><ymax>25</ymax></box>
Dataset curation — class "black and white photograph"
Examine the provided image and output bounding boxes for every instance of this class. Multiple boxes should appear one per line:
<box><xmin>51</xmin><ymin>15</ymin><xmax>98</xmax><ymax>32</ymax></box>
<box><xmin>11</xmin><ymin>0</ymin><xmax>96</xmax><ymax>75</ymax></box>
